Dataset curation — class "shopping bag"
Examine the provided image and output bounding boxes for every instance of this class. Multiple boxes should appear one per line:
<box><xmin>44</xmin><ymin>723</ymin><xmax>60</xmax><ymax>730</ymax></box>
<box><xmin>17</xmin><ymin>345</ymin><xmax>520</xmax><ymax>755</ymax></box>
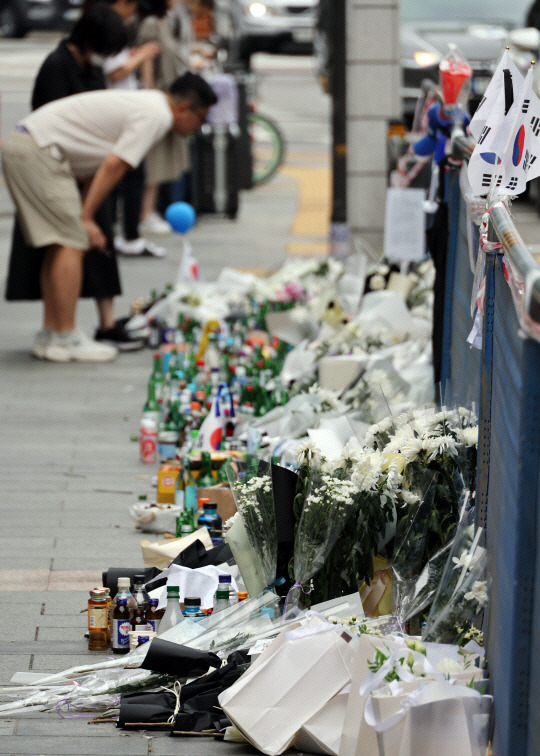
<box><xmin>367</xmin><ymin>681</ymin><xmax>492</xmax><ymax>756</ymax></box>
<box><xmin>219</xmin><ymin>615</ymin><xmax>356</xmax><ymax>756</ymax></box>
<box><xmin>293</xmin><ymin>685</ymin><xmax>350</xmax><ymax>756</ymax></box>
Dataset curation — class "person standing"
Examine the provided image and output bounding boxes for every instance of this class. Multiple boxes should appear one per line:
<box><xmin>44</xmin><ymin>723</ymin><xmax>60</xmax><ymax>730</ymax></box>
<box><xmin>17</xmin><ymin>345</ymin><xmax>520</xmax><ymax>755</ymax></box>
<box><xmin>4</xmin><ymin>2</ymin><xmax>146</xmax><ymax>354</ymax></box>
<box><xmin>1</xmin><ymin>73</ymin><xmax>217</xmax><ymax>362</ymax></box>
<box><xmin>137</xmin><ymin>0</ymin><xmax>191</xmax><ymax>235</ymax></box>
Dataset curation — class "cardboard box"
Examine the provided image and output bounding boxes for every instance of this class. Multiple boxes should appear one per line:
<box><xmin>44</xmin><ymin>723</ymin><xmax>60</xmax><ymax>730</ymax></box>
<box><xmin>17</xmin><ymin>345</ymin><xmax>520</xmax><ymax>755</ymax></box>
<box><xmin>156</xmin><ymin>463</ymin><xmax>180</xmax><ymax>504</ymax></box>
<box><xmin>196</xmin><ymin>483</ymin><xmax>236</xmax><ymax>524</ymax></box>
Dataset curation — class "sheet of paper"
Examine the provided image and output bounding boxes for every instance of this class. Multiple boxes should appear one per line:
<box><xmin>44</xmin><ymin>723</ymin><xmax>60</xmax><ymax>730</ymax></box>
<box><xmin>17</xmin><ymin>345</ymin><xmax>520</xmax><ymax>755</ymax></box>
<box><xmin>384</xmin><ymin>187</ymin><xmax>426</xmax><ymax>263</ymax></box>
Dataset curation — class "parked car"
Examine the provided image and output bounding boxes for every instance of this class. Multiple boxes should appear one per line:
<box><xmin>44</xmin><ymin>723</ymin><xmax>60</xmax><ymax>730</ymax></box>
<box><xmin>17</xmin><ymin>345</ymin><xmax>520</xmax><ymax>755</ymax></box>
<box><xmin>213</xmin><ymin>0</ymin><xmax>318</xmax><ymax>65</ymax></box>
<box><xmin>400</xmin><ymin>0</ymin><xmax>533</xmax><ymax>120</ymax></box>
<box><xmin>0</xmin><ymin>0</ymin><xmax>82</xmax><ymax>38</ymax></box>
<box><xmin>314</xmin><ymin>0</ymin><xmax>534</xmax><ymax>122</ymax></box>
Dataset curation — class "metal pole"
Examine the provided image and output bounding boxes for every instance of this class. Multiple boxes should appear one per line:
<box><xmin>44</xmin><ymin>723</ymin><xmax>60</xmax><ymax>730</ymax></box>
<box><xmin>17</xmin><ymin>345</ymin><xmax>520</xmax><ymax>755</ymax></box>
<box><xmin>330</xmin><ymin>0</ymin><xmax>346</xmax><ymax>226</ymax></box>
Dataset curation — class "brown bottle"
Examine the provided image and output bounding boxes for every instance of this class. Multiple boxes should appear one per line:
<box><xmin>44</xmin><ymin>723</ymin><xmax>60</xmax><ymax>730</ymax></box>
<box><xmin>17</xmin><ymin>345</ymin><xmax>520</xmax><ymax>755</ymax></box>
<box><xmin>146</xmin><ymin>597</ymin><xmax>165</xmax><ymax>633</ymax></box>
<box><xmin>88</xmin><ymin>588</ymin><xmax>108</xmax><ymax>651</ymax></box>
<box><xmin>131</xmin><ymin>607</ymin><xmax>147</xmax><ymax>632</ymax></box>
<box><xmin>112</xmin><ymin>596</ymin><xmax>131</xmax><ymax>654</ymax></box>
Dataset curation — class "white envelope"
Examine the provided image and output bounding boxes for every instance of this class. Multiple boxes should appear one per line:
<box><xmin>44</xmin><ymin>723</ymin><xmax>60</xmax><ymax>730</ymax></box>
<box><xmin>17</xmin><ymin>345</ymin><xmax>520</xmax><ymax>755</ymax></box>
<box><xmin>219</xmin><ymin>616</ymin><xmax>356</xmax><ymax>756</ymax></box>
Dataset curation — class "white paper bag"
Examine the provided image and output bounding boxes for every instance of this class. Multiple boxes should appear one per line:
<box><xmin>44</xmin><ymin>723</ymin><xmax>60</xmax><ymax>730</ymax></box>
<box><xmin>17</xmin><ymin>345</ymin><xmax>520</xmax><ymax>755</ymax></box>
<box><xmin>219</xmin><ymin>616</ymin><xmax>356</xmax><ymax>756</ymax></box>
<box><xmin>294</xmin><ymin>685</ymin><xmax>350</xmax><ymax>756</ymax></box>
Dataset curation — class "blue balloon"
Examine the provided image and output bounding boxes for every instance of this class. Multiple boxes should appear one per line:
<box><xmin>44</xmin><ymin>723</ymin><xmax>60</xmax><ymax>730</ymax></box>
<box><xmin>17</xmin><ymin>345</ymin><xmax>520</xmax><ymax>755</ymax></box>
<box><xmin>164</xmin><ymin>202</ymin><xmax>196</xmax><ymax>234</ymax></box>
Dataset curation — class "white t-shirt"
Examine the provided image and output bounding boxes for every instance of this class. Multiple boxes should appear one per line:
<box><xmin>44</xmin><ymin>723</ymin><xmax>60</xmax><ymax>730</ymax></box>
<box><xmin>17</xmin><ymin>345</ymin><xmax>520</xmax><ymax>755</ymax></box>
<box><xmin>103</xmin><ymin>48</ymin><xmax>139</xmax><ymax>90</ymax></box>
<box><xmin>21</xmin><ymin>89</ymin><xmax>173</xmax><ymax>178</ymax></box>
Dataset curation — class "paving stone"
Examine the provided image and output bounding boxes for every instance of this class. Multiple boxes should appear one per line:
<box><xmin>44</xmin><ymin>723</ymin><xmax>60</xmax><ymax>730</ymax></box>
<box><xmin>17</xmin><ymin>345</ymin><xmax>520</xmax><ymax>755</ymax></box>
<box><xmin>0</xmin><ymin>735</ymin><xmax>149</xmax><ymax>755</ymax></box>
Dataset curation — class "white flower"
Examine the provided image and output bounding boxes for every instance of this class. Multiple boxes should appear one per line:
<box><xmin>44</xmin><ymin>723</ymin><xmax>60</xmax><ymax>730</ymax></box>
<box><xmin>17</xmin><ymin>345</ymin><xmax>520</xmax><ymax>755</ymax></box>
<box><xmin>401</xmin><ymin>490</ymin><xmax>421</xmax><ymax>506</ymax></box>
<box><xmin>369</xmin><ymin>274</ymin><xmax>386</xmax><ymax>291</ymax></box>
<box><xmin>452</xmin><ymin>551</ymin><xmax>479</xmax><ymax>571</ymax></box>
<box><xmin>437</xmin><ymin>658</ymin><xmax>464</xmax><ymax>677</ymax></box>
<box><xmin>295</xmin><ymin>439</ymin><xmax>322</xmax><ymax>468</ymax></box>
<box><xmin>399</xmin><ymin>436</ymin><xmax>425</xmax><ymax>463</ymax></box>
<box><xmin>337</xmin><ymin>441</ymin><xmax>364</xmax><ymax>468</ymax></box>
<box><xmin>460</xmin><ymin>426</ymin><xmax>479</xmax><ymax>447</ymax></box>
<box><xmin>411</xmin><ymin>660</ymin><xmax>425</xmax><ymax>676</ymax></box>
<box><xmin>351</xmin><ymin>452</ymin><xmax>381</xmax><ymax>492</ymax></box>
<box><xmin>464</xmin><ymin>580</ymin><xmax>488</xmax><ymax>607</ymax></box>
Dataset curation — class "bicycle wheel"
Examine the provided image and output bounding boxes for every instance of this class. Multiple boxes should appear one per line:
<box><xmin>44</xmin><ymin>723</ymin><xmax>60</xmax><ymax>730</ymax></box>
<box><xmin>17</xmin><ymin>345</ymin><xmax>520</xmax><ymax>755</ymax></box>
<box><xmin>248</xmin><ymin>111</ymin><xmax>285</xmax><ymax>185</ymax></box>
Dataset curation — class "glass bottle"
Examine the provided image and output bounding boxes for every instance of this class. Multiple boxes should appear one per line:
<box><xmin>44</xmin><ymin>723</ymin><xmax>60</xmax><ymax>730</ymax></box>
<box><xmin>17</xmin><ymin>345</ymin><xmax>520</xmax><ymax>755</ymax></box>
<box><xmin>213</xmin><ymin>588</ymin><xmax>231</xmax><ymax>614</ymax></box>
<box><xmin>198</xmin><ymin>451</ymin><xmax>215</xmax><ymax>488</ymax></box>
<box><xmin>88</xmin><ymin>588</ymin><xmax>108</xmax><ymax>651</ymax></box>
<box><xmin>131</xmin><ymin>607</ymin><xmax>147</xmax><ymax>633</ymax></box>
<box><xmin>198</xmin><ymin>502</ymin><xmax>223</xmax><ymax>544</ymax></box>
<box><xmin>181</xmin><ymin>508</ymin><xmax>195</xmax><ymax>535</ymax></box>
<box><xmin>132</xmin><ymin>575</ymin><xmax>149</xmax><ymax>611</ymax></box>
<box><xmin>149</xmin><ymin>352</ymin><xmax>165</xmax><ymax>402</ymax></box>
<box><xmin>112</xmin><ymin>596</ymin><xmax>131</xmax><ymax>654</ymax></box>
<box><xmin>182</xmin><ymin>597</ymin><xmax>206</xmax><ymax>621</ymax></box>
<box><xmin>174</xmin><ymin>461</ymin><xmax>185</xmax><ymax>510</ymax></box>
<box><xmin>146</xmin><ymin>598</ymin><xmax>165</xmax><ymax>633</ymax></box>
<box><xmin>182</xmin><ymin>456</ymin><xmax>197</xmax><ymax>512</ymax></box>
<box><xmin>216</xmin><ymin>573</ymin><xmax>237</xmax><ymax>604</ymax></box>
<box><xmin>101</xmin><ymin>586</ymin><xmax>112</xmax><ymax>645</ymax></box>
<box><xmin>142</xmin><ymin>380</ymin><xmax>160</xmax><ymax>428</ymax></box>
<box><xmin>194</xmin><ymin>496</ymin><xmax>210</xmax><ymax>528</ymax></box>
<box><xmin>158</xmin><ymin>585</ymin><xmax>184</xmax><ymax>634</ymax></box>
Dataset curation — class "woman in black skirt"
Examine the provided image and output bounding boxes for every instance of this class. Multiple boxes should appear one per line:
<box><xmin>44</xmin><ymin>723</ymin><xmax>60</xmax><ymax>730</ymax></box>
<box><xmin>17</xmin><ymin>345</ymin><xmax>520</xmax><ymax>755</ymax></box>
<box><xmin>4</xmin><ymin>1</ymin><xmax>144</xmax><ymax>351</ymax></box>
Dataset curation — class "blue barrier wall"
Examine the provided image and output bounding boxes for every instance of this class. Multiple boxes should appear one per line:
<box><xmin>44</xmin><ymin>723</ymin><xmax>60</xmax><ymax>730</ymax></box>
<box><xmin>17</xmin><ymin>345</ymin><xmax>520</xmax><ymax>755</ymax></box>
<box><xmin>477</xmin><ymin>254</ymin><xmax>540</xmax><ymax>756</ymax></box>
<box><xmin>440</xmin><ymin>168</ymin><xmax>481</xmax><ymax>407</ymax></box>
<box><xmin>441</xmin><ymin>177</ymin><xmax>540</xmax><ymax>755</ymax></box>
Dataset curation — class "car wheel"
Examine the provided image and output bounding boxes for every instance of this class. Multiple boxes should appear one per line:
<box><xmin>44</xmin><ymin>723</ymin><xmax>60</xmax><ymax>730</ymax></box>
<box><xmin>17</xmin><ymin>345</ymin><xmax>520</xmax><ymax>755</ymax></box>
<box><xmin>0</xmin><ymin>0</ymin><xmax>29</xmax><ymax>38</ymax></box>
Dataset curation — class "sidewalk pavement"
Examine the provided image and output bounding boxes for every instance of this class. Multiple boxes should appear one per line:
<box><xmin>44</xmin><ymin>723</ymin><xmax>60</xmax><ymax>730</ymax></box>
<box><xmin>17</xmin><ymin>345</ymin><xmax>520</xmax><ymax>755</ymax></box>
<box><xmin>0</xmin><ymin>161</ymin><xmax>306</xmax><ymax>755</ymax></box>
<box><xmin>1</xmin><ymin>131</ymin><xmax>540</xmax><ymax>753</ymax></box>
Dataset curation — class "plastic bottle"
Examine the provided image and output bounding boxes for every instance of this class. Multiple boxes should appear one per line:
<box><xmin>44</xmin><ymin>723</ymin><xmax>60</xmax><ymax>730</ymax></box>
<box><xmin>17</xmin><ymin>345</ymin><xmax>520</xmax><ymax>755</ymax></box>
<box><xmin>216</xmin><ymin>573</ymin><xmax>237</xmax><ymax>604</ymax></box>
<box><xmin>112</xmin><ymin>596</ymin><xmax>131</xmax><ymax>653</ymax></box>
<box><xmin>198</xmin><ymin>501</ymin><xmax>223</xmax><ymax>544</ymax></box>
<box><xmin>182</xmin><ymin>597</ymin><xmax>206</xmax><ymax>621</ymax></box>
<box><xmin>213</xmin><ymin>588</ymin><xmax>231</xmax><ymax>614</ymax></box>
<box><xmin>158</xmin><ymin>585</ymin><xmax>184</xmax><ymax>634</ymax></box>
<box><xmin>194</xmin><ymin>496</ymin><xmax>210</xmax><ymax>528</ymax></box>
<box><xmin>132</xmin><ymin>575</ymin><xmax>149</xmax><ymax>611</ymax></box>
<box><xmin>139</xmin><ymin>417</ymin><xmax>158</xmax><ymax>464</ymax></box>
<box><xmin>88</xmin><ymin>588</ymin><xmax>108</xmax><ymax>651</ymax></box>
<box><xmin>146</xmin><ymin>598</ymin><xmax>165</xmax><ymax>633</ymax></box>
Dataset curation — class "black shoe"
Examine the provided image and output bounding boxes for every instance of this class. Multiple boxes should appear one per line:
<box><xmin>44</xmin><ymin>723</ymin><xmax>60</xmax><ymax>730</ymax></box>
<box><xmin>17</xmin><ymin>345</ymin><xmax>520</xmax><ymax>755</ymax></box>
<box><xmin>95</xmin><ymin>324</ymin><xmax>146</xmax><ymax>352</ymax></box>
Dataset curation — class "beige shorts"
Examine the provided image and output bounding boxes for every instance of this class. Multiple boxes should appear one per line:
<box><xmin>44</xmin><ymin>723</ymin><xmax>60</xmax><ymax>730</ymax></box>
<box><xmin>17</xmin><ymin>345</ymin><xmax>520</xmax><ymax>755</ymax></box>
<box><xmin>1</xmin><ymin>130</ymin><xmax>89</xmax><ymax>250</ymax></box>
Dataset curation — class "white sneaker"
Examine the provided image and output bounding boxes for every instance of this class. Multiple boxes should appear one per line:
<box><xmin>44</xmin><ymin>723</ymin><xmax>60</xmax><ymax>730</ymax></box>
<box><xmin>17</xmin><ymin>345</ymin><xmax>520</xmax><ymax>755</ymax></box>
<box><xmin>31</xmin><ymin>329</ymin><xmax>53</xmax><ymax>360</ymax></box>
<box><xmin>43</xmin><ymin>329</ymin><xmax>118</xmax><ymax>363</ymax></box>
<box><xmin>139</xmin><ymin>212</ymin><xmax>173</xmax><ymax>235</ymax></box>
<box><xmin>115</xmin><ymin>236</ymin><xmax>167</xmax><ymax>257</ymax></box>
<box><xmin>114</xmin><ymin>236</ymin><xmax>146</xmax><ymax>255</ymax></box>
